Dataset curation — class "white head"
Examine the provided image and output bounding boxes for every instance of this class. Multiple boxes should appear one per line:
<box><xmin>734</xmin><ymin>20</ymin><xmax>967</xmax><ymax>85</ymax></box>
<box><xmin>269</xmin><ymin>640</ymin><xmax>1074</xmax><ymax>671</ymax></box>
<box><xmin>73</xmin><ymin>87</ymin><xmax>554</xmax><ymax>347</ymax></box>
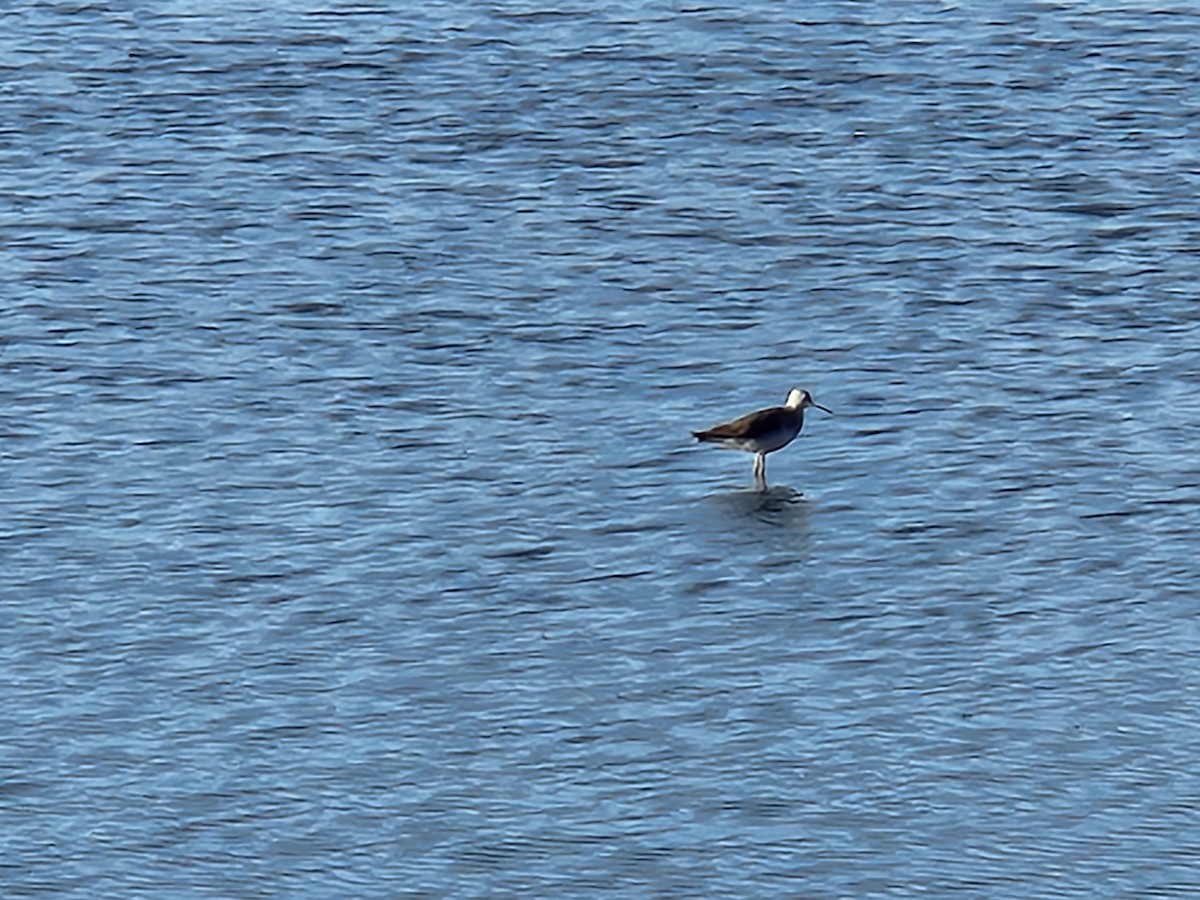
<box><xmin>785</xmin><ymin>388</ymin><xmax>832</xmax><ymax>414</ymax></box>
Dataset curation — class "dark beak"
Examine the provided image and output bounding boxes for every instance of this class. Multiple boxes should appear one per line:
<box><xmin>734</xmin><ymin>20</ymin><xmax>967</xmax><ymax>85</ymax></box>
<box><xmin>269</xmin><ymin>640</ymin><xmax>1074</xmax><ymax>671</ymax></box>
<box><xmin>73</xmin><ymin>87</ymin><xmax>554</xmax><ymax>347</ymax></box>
<box><xmin>814</xmin><ymin>402</ymin><xmax>833</xmax><ymax>414</ymax></box>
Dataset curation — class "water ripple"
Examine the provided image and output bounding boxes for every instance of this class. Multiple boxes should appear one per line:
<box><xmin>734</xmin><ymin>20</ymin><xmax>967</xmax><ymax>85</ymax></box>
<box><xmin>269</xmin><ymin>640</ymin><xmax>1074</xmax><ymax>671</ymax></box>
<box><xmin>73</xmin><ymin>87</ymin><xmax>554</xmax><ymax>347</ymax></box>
<box><xmin>4</xmin><ymin>1</ymin><xmax>1200</xmax><ymax>897</ymax></box>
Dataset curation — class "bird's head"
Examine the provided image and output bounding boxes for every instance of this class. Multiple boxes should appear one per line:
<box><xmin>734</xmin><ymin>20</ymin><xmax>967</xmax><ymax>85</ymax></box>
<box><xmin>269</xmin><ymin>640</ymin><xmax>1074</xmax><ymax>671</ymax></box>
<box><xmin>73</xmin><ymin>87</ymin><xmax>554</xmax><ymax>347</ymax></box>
<box><xmin>785</xmin><ymin>388</ymin><xmax>832</xmax><ymax>414</ymax></box>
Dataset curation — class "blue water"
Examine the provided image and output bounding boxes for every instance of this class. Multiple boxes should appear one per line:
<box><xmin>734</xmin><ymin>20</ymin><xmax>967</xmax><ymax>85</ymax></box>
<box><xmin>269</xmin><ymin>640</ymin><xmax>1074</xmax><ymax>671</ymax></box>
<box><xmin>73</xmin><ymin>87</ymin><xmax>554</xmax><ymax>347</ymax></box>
<box><xmin>4</xmin><ymin>2</ymin><xmax>1200</xmax><ymax>896</ymax></box>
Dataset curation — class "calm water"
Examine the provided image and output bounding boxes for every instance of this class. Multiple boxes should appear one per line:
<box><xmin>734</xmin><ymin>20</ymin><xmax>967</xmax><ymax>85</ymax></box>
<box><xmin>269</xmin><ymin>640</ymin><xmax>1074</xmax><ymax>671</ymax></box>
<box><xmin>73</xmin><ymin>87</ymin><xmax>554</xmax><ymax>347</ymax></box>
<box><xmin>4</xmin><ymin>1</ymin><xmax>1200</xmax><ymax>896</ymax></box>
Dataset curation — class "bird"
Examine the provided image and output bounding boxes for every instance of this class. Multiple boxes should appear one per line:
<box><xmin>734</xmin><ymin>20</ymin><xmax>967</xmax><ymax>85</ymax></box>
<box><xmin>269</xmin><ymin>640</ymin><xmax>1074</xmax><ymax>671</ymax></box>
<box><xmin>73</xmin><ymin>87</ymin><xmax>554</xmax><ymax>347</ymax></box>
<box><xmin>692</xmin><ymin>388</ymin><xmax>831</xmax><ymax>489</ymax></box>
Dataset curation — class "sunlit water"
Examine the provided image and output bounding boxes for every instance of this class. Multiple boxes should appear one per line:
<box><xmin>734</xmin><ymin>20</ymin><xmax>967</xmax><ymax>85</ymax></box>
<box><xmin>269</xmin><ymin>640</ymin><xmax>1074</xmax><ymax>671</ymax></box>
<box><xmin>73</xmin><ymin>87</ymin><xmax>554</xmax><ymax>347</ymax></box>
<box><xmin>3</xmin><ymin>2</ymin><xmax>1200</xmax><ymax>896</ymax></box>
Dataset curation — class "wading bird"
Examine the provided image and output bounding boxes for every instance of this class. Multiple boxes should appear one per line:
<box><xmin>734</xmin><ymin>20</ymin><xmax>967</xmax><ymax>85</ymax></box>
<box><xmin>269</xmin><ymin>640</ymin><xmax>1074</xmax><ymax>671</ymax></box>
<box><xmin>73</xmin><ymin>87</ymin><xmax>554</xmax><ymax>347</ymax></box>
<box><xmin>693</xmin><ymin>388</ymin><xmax>831</xmax><ymax>489</ymax></box>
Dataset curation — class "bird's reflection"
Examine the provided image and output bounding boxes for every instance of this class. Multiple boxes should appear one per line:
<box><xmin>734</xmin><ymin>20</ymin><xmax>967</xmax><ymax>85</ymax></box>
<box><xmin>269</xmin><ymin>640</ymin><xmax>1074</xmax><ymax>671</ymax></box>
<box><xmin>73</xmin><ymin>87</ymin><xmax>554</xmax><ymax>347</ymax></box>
<box><xmin>711</xmin><ymin>484</ymin><xmax>811</xmax><ymax>527</ymax></box>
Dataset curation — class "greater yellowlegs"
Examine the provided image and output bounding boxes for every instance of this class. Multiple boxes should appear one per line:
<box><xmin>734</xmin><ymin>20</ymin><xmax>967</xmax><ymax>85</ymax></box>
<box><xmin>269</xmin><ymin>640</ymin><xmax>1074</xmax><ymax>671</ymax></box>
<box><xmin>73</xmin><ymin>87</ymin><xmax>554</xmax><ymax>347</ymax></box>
<box><xmin>692</xmin><ymin>388</ymin><xmax>831</xmax><ymax>489</ymax></box>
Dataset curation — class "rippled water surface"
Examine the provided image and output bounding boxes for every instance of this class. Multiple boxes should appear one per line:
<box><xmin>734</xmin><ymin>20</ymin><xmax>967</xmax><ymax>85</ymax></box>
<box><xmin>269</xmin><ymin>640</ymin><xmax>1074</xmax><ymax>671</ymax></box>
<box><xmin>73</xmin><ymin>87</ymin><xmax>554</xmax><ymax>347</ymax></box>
<box><xmin>4</xmin><ymin>1</ymin><xmax>1200</xmax><ymax>896</ymax></box>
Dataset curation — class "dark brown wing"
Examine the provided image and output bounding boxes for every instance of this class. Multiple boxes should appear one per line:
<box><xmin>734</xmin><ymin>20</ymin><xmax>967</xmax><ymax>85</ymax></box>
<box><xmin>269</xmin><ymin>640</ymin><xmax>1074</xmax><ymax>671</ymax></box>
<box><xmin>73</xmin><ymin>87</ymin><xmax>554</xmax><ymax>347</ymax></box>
<box><xmin>693</xmin><ymin>406</ymin><xmax>785</xmax><ymax>441</ymax></box>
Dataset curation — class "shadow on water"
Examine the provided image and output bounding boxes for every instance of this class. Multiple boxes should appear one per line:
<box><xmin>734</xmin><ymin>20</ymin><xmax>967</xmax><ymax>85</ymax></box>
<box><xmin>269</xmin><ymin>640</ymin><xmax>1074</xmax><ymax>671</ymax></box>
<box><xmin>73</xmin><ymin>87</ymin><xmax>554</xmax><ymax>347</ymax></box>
<box><xmin>705</xmin><ymin>484</ymin><xmax>812</xmax><ymax>530</ymax></box>
<box><xmin>689</xmin><ymin>484</ymin><xmax>815</xmax><ymax>568</ymax></box>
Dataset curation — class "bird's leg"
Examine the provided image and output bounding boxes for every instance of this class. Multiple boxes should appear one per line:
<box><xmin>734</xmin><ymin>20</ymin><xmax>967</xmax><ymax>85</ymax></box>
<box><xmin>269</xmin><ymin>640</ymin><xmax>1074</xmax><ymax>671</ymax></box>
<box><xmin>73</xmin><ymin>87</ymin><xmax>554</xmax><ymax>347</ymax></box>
<box><xmin>754</xmin><ymin>453</ymin><xmax>767</xmax><ymax>490</ymax></box>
